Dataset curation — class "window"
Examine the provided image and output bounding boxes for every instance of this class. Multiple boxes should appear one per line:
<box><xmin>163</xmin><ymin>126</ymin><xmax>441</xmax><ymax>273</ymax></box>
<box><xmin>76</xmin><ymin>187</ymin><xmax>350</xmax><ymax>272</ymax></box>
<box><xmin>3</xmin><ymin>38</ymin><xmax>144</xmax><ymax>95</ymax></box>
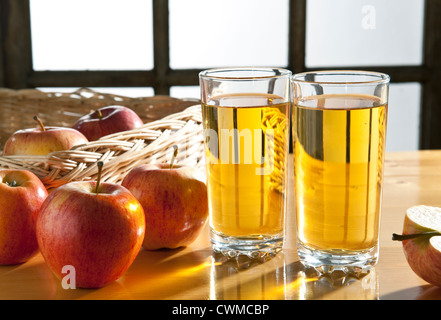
<box><xmin>30</xmin><ymin>0</ymin><xmax>154</xmax><ymax>71</ymax></box>
<box><xmin>304</xmin><ymin>0</ymin><xmax>426</xmax><ymax>152</ymax></box>
<box><xmin>0</xmin><ymin>0</ymin><xmax>439</xmax><ymax>151</ymax></box>
<box><xmin>169</xmin><ymin>0</ymin><xmax>289</xmax><ymax>69</ymax></box>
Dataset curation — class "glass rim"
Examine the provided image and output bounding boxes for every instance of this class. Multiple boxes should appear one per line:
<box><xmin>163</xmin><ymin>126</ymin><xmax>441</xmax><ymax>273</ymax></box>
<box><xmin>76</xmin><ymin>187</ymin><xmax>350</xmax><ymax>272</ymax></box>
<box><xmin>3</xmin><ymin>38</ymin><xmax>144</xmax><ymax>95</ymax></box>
<box><xmin>199</xmin><ymin>67</ymin><xmax>292</xmax><ymax>80</ymax></box>
<box><xmin>292</xmin><ymin>70</ymin><xmax>390</xmax><ymax>85</ymax></box>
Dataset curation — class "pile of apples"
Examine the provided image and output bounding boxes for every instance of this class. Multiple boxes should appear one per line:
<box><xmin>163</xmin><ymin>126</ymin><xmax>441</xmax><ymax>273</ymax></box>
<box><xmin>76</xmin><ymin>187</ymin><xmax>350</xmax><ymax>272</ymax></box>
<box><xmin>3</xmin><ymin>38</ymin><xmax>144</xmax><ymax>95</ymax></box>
<box><xmin>0</xmin><ymin>105</ymin><xmax>208</xmax><ymax>288</ymax></box>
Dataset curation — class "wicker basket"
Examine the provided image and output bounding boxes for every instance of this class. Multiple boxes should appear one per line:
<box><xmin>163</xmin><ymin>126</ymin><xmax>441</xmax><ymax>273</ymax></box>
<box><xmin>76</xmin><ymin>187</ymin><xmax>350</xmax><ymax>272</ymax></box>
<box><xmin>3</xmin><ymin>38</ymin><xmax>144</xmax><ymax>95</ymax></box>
<box><xmin>0</xmin><ymin>88</ymin><xmax>205</xmax><ymax>190</ymax></box>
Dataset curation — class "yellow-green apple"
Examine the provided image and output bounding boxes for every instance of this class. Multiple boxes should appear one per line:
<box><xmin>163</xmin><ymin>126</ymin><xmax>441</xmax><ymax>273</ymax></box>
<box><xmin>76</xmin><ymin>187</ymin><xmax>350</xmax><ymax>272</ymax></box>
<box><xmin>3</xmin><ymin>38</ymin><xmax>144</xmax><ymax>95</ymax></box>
<box><xmin>2</xmin><ymin>116</ymin><xmax>88</xmax><ymax>156</ymax></box>
<box><xmin>393</xmin><ymin>205</ymin><xmax>441</xmax><ymax>287</ymax></box>
<box><xmin>36</xmin><ymin>162</ymin><xmax>145</xmax><ymax>289</ymax></box>
<box><xmin>72</xmin><ymin>105</ymin><xmax>143</xmax><ymax>141</ymax></box>
<box><xmin>121</xmin><ymin>161</ymin><xmax>208</xmax><ymax>250</ymax></box>
<box><xmin>0</xmin><ymin>169</ymin><xmax>48</xmax><ymax>265</ymax></box>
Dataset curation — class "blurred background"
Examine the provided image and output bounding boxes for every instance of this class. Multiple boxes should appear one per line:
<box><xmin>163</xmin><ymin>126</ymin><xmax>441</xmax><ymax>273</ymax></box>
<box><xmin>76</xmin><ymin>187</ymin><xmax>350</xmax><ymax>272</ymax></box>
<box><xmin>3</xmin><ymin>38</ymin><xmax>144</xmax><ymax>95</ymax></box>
<box><xmin>0</xmin><ymin>0</ymin><xmax>439</xmax><ymax>152</ymax></box>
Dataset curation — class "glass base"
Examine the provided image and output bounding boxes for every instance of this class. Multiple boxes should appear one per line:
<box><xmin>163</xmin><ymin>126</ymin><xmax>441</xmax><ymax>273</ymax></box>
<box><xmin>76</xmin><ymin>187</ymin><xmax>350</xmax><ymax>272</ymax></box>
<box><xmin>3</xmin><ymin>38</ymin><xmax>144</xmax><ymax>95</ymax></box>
<box><xmin>210</xmin><ymin>229</ymin><xmax>284</xmax><ymax>259</ymax></box>
<box><xmin>297</xmin><ymin>240</ymin><xmax>378</xmax><ymax>275</ymax></box>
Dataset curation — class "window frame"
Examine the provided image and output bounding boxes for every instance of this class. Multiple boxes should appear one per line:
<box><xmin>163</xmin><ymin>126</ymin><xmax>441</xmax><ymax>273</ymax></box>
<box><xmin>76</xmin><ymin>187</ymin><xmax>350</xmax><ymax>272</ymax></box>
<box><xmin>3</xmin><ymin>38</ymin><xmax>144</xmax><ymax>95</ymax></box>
<box><xmin>0</xmin><ymin>0</ymin><xmax>439</xmax><ymax>149</ymax></box>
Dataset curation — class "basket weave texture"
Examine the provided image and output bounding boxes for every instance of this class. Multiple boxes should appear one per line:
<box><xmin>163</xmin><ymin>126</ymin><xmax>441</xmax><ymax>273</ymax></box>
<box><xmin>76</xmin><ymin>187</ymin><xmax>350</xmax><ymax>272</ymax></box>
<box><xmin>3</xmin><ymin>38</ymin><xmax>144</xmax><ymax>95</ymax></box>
<box><xmin>0</xmin><ymin>88</ymin><xmax>205</xmax><ymax>190</ymax></box>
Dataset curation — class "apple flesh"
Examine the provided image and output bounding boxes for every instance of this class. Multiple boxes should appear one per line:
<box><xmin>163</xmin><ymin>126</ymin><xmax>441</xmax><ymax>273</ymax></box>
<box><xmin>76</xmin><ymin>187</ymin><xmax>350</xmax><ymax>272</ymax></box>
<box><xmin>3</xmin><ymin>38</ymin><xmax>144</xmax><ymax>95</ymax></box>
<box><xmin>121</xmin><ymin>163</ymin><xmax>208</xmax><ymax>250</ymax></box>
<box><xmin>0</xmin><ymin>169</ymin><xmax>48</xmax><ymax>265</ymax></box>
<box><xmin>393</xmin><ymin>205</ymin><xmax>441</xmax><ymax>287</ymax></box>
<box><xmin>72</xmin><ymin>105</ymin><xmax>143</xmax><ymax>141</ymax></box>
<box><xmin>2</xmin><ymin>117</ymin><xmax>88</xmax><ymax>156</ymax></box>
<box><xmin>36</xmin><ymin>180</ymin><xmax>145</xmax><ymax>289</ymax></box>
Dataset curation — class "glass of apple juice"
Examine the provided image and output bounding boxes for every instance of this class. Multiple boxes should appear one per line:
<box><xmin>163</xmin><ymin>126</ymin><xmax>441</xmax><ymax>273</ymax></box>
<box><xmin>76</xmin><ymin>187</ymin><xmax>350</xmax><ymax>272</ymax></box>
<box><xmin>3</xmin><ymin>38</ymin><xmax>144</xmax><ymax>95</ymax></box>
<box><xmin>199</xmin><ymin>68</ymin><xmax>291</xmax><ymax>258</ymax></box>
<box><xmin>292</xmin><ymin>70</ymin><xmax>390</xmax><ymax>273</ymax></box>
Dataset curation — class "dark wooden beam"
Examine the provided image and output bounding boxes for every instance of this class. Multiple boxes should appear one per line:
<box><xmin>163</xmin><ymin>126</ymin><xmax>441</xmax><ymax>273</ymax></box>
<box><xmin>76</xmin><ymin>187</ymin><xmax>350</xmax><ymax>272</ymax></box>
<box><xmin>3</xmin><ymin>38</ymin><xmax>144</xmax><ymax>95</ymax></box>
<box><xmin>420</xmin><ymin>0</ymin><xmax>441</xmax><ymax>149</ymax></box>
<box><xmin>27</xmin><ymin>65</ymin><xmax>425</xmax><ymax>89</ymax></box>
<box><xmin>0</xmin><ymin>0</ymin><xmax>5</xmax><ymax>87</ymax></box>
<box><xmin>152</xmin><ymin>0</ymin><xmax>170</xmax><ymax>95</ymax></box>
<box><xmin>288</xmin><ymin>0</ymin><xmax>306</xmax><ymax>73</ymax></box>
<box><xmin>1</xmin><ymin>0</ymin><xmax>32</xmax><ymax>89</ymax></box>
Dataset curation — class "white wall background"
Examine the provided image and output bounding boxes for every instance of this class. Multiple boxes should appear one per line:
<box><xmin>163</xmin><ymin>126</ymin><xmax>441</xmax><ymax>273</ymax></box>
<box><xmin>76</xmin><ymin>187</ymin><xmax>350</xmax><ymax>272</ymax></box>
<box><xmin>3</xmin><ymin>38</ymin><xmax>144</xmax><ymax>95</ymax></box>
<box><xmin>29</xmin><ymin>0</ymin><xmax>425</xmax><ymax>152</ymax></box>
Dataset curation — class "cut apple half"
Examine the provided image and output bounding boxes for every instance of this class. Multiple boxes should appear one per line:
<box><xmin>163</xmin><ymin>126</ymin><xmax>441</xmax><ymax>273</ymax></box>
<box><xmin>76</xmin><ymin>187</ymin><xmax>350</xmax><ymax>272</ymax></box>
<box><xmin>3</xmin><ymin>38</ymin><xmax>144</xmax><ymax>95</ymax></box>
<box><xmin>393</xmin><ymin>205</ymin><xmax>441</xmax><ymax>287</ymax></box>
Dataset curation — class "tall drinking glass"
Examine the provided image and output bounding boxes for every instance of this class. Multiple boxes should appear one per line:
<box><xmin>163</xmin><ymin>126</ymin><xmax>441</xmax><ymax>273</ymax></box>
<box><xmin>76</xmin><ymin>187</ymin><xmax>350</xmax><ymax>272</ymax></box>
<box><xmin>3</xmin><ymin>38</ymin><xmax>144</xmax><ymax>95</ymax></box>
<box><xmin>199</xmin><ymin>68</ymin><xmax>291</xmax><ymax>258</ymax></box>
<box><xmin>292</xmin><ymin>70</ymin><xmax>389</xmax><ymax>273</ymax></box>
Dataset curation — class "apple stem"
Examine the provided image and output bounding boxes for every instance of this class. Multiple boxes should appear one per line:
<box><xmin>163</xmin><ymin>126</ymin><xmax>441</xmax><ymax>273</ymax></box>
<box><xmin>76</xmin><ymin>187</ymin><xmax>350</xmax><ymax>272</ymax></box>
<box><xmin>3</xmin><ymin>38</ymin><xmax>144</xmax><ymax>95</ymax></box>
<box><xmin>97</xmin><ymin>109</ymin><xmax>103</xmax><ymax>119</ymax></box>
<box><xmin>33</xmin><ymin>115</ymin><xmax>46</xmax><ymax>131</ymax></box>
<box><xmin>169</xmin><ymin>145</ymin><xmax>178</xmax><ymax>169</ymax></box>
<box><xmin>392</xmin><ymin>231</ymin><xmax>441</xmax><ymax>241</ymax></box>
<box><xmin>95</xmin><ymin>161</ymin><xmax>104</xmax><ymax>194</ymax></box>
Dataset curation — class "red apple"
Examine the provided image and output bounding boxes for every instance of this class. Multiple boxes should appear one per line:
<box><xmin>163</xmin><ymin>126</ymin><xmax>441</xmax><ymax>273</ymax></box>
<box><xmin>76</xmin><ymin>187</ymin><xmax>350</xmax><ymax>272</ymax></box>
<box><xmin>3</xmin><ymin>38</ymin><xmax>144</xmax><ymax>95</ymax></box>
<box><xmin>0</xmin><ymin>169</ymin><xmax>48</xmax><ymax>265</ymax></box>
<box><xmin>72</xmin><ymin>105</ymin><xmax>143</xmax><ymax>141</ymax></box>
<box><xmin>121</xmin><ymin>160</ymin><xmax>208</xmax><ymax>250</ymax></box>
<box><xmin>2</xmin><ymin>116</ymin><xmax>88</xmax><ymax>156</ymax></box>
<box><xmin>36</xmin><ymin>162</ymin><xmax>145</xmax><ymax>289</ymax></box>
<box><xmin>393</xmin><ymin>205</ymin><xmax>441</xmax><ymax>287</ymax></box>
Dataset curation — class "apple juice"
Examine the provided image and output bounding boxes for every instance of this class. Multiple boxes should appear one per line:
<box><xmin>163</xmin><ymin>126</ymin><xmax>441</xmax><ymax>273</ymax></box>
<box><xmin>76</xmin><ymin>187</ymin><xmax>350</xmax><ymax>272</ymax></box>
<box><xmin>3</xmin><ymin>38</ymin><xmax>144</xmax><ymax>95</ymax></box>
<box><xmin>202</xmin><ymin>93</ymin><xmax>289</xmax><ymax>239</ymax></box>
<box><xmin>293</xmin><ymin>94</ymin><xmax>387</xmax><ymax>253</ymax></box>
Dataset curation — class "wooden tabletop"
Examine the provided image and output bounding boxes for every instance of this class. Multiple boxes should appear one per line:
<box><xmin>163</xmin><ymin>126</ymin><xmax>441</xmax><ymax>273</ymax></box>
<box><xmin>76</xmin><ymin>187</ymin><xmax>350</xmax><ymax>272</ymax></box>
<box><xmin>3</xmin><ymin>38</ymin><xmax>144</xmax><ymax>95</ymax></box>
<box><xmin>1</xmin><ymin>150</ymin><xmax>441</xmax><ymax>300</ymax></box>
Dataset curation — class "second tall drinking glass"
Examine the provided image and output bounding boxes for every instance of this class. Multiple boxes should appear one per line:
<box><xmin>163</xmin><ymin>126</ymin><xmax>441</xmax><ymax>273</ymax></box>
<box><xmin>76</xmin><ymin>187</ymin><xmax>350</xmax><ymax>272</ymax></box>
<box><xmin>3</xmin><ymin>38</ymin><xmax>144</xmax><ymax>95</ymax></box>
<box><xmin>292</xmin><ymin>70</ymin><xmax>389</xmax><ymax>273</ymax></box>
<box><xmin>199</xmin><ymin>68</ymin><xmax>291</xmax><ymax>258</ymax></box>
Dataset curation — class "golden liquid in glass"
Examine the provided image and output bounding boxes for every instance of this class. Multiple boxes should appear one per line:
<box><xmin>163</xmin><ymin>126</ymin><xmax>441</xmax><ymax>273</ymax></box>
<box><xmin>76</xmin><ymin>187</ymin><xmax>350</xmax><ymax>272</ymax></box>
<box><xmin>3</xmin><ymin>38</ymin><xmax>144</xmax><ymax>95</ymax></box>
<box><xmin>202</xmin><ymin>93</ymin><xmax>289</xmax><ymax>238</ymax></box>
<box><xmin>293</xmin><ymin>94</ymin><xmax>387</xmax><ymax>252</ymax></box>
